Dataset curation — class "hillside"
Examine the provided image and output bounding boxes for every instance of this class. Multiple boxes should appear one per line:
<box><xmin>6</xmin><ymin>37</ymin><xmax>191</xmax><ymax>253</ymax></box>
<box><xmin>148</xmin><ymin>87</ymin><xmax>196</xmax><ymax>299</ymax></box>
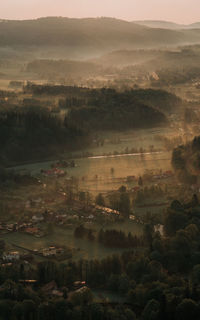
<box><xmin>135</xmin><ymin>20</ymin><xmax>200</xmax><ymax>30</ymax></box>
<box><xmin>1</xmin><ymin>17</ymin><xmax>200</xmax><ymax>59</ymax></box>
<box><xmin>24</xmin><ymin>84</ymin><xmax>168</xmax><ymax>130</ymax></box>
<box><xmin>134</xmin><ymin>20</ymin><xmax>185</xmax><ymax>30</ymax></box>
<box><xmin>27</xmin><ymin>59</ymin><xmax>103</xmax><ymax>78</ymax></box>
<box><xmin>93</xmin><ymin>49</ymin><xmax>160</xmax><ymax>67</ymax></box>
<box><xmin>172</xmin><ymin>136</ymin><xmax>200</xmax><ymax>184</ymax></box>
<box><xmin>93</xmin><ymin>46</ymin><xmax>200</xmax><ymax>86</ymax></box>
<box><xmin>67</xmin><ymin>90</ymin><xmax>167</xmax><ymax>131</ymax></box>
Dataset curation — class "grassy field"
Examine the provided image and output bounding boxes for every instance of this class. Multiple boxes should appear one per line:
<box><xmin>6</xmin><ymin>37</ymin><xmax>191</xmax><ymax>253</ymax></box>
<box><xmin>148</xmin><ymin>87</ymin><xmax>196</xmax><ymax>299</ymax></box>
<box><xmin>12</xmin><ymin>126</ymin><xmax>173</xmax><ymax>195</ymax></box>
<box><xmin>12</xmin><ymin>150</ymin><xmax>171</xmax><ymax>195</ymax></box>
<box><xmin>1</xmin><ymin>221</ymin><xmax>143</xmax><ymax>261</ymax></box>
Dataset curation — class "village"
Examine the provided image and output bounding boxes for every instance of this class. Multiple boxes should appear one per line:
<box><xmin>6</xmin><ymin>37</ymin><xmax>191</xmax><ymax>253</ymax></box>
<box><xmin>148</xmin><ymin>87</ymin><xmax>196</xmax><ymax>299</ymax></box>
<box><xmin>0</xmin><ymin>161</ymin><xmax>188</xmax><ymax>270</ymax></box>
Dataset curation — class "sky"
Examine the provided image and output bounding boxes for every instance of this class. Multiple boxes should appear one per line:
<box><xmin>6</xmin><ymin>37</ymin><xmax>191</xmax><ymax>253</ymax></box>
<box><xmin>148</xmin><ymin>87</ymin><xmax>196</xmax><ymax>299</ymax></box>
<box><xmin>1</xmin><ymin>0</ymin><xmax>200</xmax><ymax>24</ymax></box>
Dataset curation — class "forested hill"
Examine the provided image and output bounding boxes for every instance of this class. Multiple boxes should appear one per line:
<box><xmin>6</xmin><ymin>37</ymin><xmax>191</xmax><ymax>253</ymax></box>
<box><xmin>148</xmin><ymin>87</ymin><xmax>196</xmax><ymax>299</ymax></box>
<box><xmin>172</xmin><ymin>136</ymin><xmax>200</xmax><ymax>184</ymax></box>
<box><xmin>27</xmin><ymin>59</ymin><xmax>102</xmax><ymax>78</ymax></box>
<box><xmin>25</xmin><ymin>85</ymin><xmax>169</xmax><ymax>131</ymax></box>
<box><xmin>0</xmin><ymin>108</ymin><xmax>89</xmax><ymax>165</ymax></box>
<box><xmin>0</xmin><ymin>85</ymin><xmax>175</xmax><ymax>164</ymax></box>
<box><xmin>1</xmin><ymin>17</ymin><xmax>200</xmax><ymax>51</ymax></box>
<box><xmin>26</xmin><ymin>84</ymin><xmax>181</xmax><ymax>115</ymax></box>
<box><xmin>66</xmin><ymin>89</ymin><xmax>169</xmax><ymax>131</ymax></box>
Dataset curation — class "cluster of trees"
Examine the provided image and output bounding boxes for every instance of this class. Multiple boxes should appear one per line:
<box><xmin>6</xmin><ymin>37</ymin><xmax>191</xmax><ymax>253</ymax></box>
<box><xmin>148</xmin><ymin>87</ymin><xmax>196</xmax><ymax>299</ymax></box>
<box><xmin>57</xmin><ymin>88</ymin><xmax>180</xmax><ymax>116</ymax></box>
<box><xmin>135</xmin><ymin>186</ymin><xmax>165</xmax><ymax>205</ymax></box>
<box><xmin>74</xmin><ymin>225</ymin><xmax>95</xmax><ymax>241</ymax></box>
<box><xmin>154</xmin><ymin>66</ymin><xmax>200</xmax><ymax>86</ymax></box>
<box><xmin>0</xmin><ymin>108</ymin><xmax>89</xmax><ymax>165</ymax></box>
<box><xmin>24</xmin><ymin>84</ymin><xmax>168</xmax><ymax>131</ymax></box>
<box><xmin>109</xmin><ymin>188</ymin><xmax>131</xmax><ymax>217</ymax></box>
<box><xmin>0</xmin><ymin>166</ymin><xmax>39</xmax><ymax>188</ymax></box>
<box><xmin>74</xmin><ymin>225</ymin><xmax>144</xmax><ymax>249</ymax></box>
<box><xmin>172</xmin><ymin>135</ymin><xmax>200</xmax><ymax>183</ymax></box>
<box><xmin>155</xmin><ymin>134</ymin><xmax>184</xmax><ymax>151</ymax></box>
<box><xmin>98</xmin><ymin>229</ymin><xmax>144</xmax><ymax>248</ymax></box>
<box><xmin>68</xmin><ymin>89</ymin><xmax>167</xmax><ymax>131</ymax></box>
<box><xmin>23</xmin><ymin>83</ymin><xmax>88</xmax><ymax>96</ymax></box>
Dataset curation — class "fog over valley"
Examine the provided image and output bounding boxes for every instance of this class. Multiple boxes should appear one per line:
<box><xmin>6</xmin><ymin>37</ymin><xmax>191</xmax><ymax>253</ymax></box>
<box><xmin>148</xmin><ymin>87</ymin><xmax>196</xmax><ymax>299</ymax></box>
<box><xmin>1</xmin><ymin>3</ymin><xmax>200</xmax><ymax>319</ymax></box>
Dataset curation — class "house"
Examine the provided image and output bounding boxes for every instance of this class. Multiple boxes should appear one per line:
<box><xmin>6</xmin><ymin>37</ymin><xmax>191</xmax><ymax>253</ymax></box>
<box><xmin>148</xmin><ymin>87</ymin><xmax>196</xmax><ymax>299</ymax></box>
<box><xmin>154</xmin><ymin>224</ymin><xmax>164</xmax><ymax>237</ymax></box>
<box><xmin>51</xmin><ymin>289</ymin><xmax>63</xmax><ymax>297</ymax></box>
<box><xmin>41</xmin><ymin>168</ymin><xmax>66</xmax><ymax>177</ymax></box>
<box><xmin>42</xmin><ymin>280</ymin><xmax>57</xmax><ymax>293</ymax></box>
<box><xmin>25</xmin><ymin>200</ymin><xmax>31</xmax><ymax>208</ymax></box>
<box><xmin>6</xmin><ymin>224</ymin><xmax>14</xmax><ymax>232</ymax></box>
<box><xmin>3</xmin><ymin>251</ymin><xmax>20</xmax><ymax>262</ymax></box>
<box><xmin>19</xmin><ymin>280</ymin><xmax>37</xmax><ymax>285</ymax></box>
<box><xmin>32</xmin><ymin>214</ymin><xmax>44</xmax><ymax>223</ymax></box>
<box><xmin>88</xmin><ymin>215</ymin><xmax>94</xmax><ymax>220</ymax></box>
<box><xmin>41</xmin><ymin>280</ymin><xmax>64</xmax><ymax>297</ymax></box>
<box><xmin>127</xmin><ymin>176</ymin><xmax>136</xmax><ymax>182</ymax></box>
<box><xmin>1</xmin><ymin>263</ymin><xmax>13</xmax><ymax>267</ymax></box>
<box><xmin>74</xmin><ymin>281</ymin><xmax>86</xmax><ymax>290</ymax></box>
<box><xmin>95</xmin><ymin>205</ymin><xmax>120</xmax><ymax>216</ymax></box>
<box><xmin>42</xmin><ymin>247</ymin><xmax>57</xmax><ymax>257</ymax></box>
<box><xmin>129</xmin><ymin>215</ymin><xmax>136</xmax><ymax>221</ymax></box>
<box><xmin>131</xmin><ymin>186</ymin><xmax>140</xmax><ymax>193</ymax></box>
<box><xmin>25</xmin><ymin>227</ymin><xmax>39</xmax><ymax>235</ymax></box>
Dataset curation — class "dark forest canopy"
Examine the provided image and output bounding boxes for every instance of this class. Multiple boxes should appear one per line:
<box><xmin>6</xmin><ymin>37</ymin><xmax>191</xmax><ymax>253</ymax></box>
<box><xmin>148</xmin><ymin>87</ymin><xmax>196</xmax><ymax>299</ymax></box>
<box><xmin>24</xmin><ymin>84</ymin><xmax>170</xmax><ymax>130</ymax></box>
<box><xmin>172</xmin><ymin>136</ymin><xmax>200</xmax><ymax>184</ymax></box>
<box><xmin>25</xmin><ymin>83</ymin><xmax>180</xmax><ymax>113</ymax></box>
<box><xmin>0</xmin><ymin>108</ymin><xmax>89</xmax><ymax>165</ymax></box>
<box><xmin>0</xmin><ymin>85</ymin><xmax>177</xmax><ymax>164</ymax></box>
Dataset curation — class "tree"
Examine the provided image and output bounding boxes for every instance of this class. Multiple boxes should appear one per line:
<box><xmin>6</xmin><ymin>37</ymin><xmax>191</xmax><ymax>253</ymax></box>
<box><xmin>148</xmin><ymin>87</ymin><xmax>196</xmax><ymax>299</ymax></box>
<box><xmin>124</xmin><ymin>308</ymin><xmax>136</xmax><ymax>320</ymax></box>
<box><xmin>138</xmin><ymin>176</ymin><xmax>143</xmax><ymax>187</ymax></box>
<box><xmin>21</xmin><ymin>300</ymin><xmax>36</xmax><ymax>320</ymax></box>
<box><xmin>0</xmin><ymin>240</ymin><xmax>5</xmax><ymax>257</ymax></box>
<box><xmin>191</xmin><ymin>264</ymin><xmax>200</xmax><ymax>287</ymax></box>
<box><xmin>118</xmin><ymin>185</ymin><xmax>127</xmax><ymax>193</ymax></box>
<box><xmin>142</xmin><ymin>299</ymin><xmax>160</xmax><ymax>320</ymax></box>
<box><xmin>175</xmin><ymin>299</ymin><xmax>198</xmax><ymax>320</ymax></box>
<box><xmin>119</xmin><ymin>193</ymin><xmax>130</xmax><ymax>217</ymax></box>
<box><xmin>110</xmin><ymin>167</ymin><xmax>115</xmax><ymax>175</ymax></box>
<box><xmin>90</xmin><ymin>303</ymin><xmax>104</xmax><ymax>320</ymax></box>
<box><xmin>118</xmin><ymin>274</ymin><xmax>130</xmax><ymax>294</ymax></box>
<box><xmin>164</xmin><ymin>208</ymin><xmax>187</xmax><ymax>236</ymax></box>
<box><xmin>143</xmin><ymin>223</ymin><xmax>154</xmax><ymax>251</ymax></box>
<box><xmin>46</xmin><ymin>223</ymin><xmax>54</xmax><ymax>235</ymax></box>
<box><xmin>0</xmin><ymin>300</ymin><xmax>13</xmax><ymax>320</ymax></box>
<box><xmin>95</xmin><ymin>193</ymin><xmax>105</xmax><ymax>206</ymax></box>
<box><xmin>70</xmin><ymin>287</ymin><xmax>93</xmax><ymax>306</ymax></box>
<box><xmin>79</xmin><ymin>191</ymin><xmax>86</xmax><ymax>202</ymax></box>
<box><xmin>87</xmin><ymin>229</ymin><xmax>95</xmax><ymax>241</ymax></box>
<box><xmin>13</xmin><ymin>302</ymin><xmax>23</xmax><ymax>320</ymax></box>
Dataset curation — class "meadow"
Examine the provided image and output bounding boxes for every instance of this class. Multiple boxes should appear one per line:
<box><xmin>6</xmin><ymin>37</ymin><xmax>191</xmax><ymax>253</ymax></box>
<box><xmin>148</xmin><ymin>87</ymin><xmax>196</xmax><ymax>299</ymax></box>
<box><xmin>2</xmin><ymin>221</ymin><xmax>143</xmax><ymax>261</ymax></box>
<box><xmin>12</xmin><ymin>128</ymin><xmax>174</xmax><ymax>194</ymax></box>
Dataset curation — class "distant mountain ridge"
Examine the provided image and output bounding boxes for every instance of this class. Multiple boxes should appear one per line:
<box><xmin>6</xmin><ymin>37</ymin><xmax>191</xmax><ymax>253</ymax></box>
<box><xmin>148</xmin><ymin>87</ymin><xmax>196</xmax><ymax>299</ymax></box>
<box><xmin>134</xmin><ymin>20</ymin><xmax>200</xmax><ymax>30</ymax></box>
<box><xmin>0</xmin><ymin>17</ymin><xmax>199</xmax><ymax>45</ymax></box>
<box><xmin>1</xmin><ymin>17</ymin><xmax>200</xmax><ymax>59</ymax></box>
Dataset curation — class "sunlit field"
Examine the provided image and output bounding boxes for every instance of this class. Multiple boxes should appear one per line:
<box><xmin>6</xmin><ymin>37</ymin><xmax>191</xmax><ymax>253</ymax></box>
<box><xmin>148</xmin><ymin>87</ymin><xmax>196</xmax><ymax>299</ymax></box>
<box><xmin>12</xmin><ymin>128</ymin><xmax>174</xmax><ymax>194</ymax></box>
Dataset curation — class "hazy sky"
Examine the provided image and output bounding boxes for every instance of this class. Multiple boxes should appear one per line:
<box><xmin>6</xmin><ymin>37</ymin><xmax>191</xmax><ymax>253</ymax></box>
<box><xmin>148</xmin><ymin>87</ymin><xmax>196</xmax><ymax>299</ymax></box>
<box><xmin>1</xmin><ymin>0</ymin><xmax>200</xmax><ymax>24</ymax></box>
